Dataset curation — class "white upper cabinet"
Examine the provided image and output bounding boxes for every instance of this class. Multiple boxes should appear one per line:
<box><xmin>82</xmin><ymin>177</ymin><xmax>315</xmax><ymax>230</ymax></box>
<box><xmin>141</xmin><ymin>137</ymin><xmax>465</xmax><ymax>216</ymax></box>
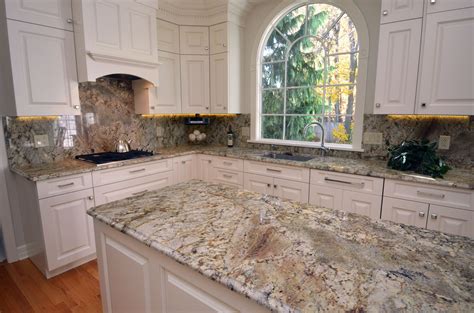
<box><xmin>210</xmin><ymin>53</ymin><xmax>228</xmax><ymax>113</ymax></box>
<box><xmin>5</xmin><ymin>0</ymin><xmax>74</xmax><ymax>30</ymax></box>
<box><xmin>374</xmin><ymin>19</ymin><xmax>422</xmax><ymax>114</ymax></box>
<box><xmin>179</xmin><ymin>26</ymin><xmax>209</xmax><ymax>55</ymax></box>
<box><xmin>1</xmin><ymin>20</ymin><xmax>80</xmax><ymax>116</ymax></box>
<box><xmin>157</xmin><ymin>19</ymin><xmax>180</xmax><ymax>54</ymax></box>
<box><xmin>426</xmin><ymin>0</ymin><xmax>474</xmax><ymax>14</ymax></box>
<box><xmin>417</xmin><ymin>7</ymin><xmax>474</xmax><ymax>115</ymax></box>
<box><xmin>72</xmin><ymin>0</ymin><xmax>159</xmax><ymax>84</ymax></box>
<box><xmin>380</xmin><ymin>0</ymin><xmax>424</xmax><ymax>23</ymax></box>
<box><xmin>210</xmin><ymin>23</ymin><xmax>227</xmax><ymax>54</ymax></box>
<box><xmin>181</xmin><ymin>55</ymin><xmax>210</xmax><ymax>113</ymax></box>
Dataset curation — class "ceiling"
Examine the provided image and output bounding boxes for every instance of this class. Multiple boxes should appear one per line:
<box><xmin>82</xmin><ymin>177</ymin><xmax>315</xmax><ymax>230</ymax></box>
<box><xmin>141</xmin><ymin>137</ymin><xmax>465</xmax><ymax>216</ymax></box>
<box><xmin>161</xmin><ymin>0</ymin><xmax>270</xmax><ymax>10</ymax></box>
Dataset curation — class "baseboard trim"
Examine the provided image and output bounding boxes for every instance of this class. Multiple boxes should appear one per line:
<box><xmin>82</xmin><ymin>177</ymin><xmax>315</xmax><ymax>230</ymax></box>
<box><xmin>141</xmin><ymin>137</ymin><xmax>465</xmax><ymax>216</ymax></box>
<box><xmin>17</xmin><ymin>242</ymin><xmax>38</xmax><ymax>260</ymax></box>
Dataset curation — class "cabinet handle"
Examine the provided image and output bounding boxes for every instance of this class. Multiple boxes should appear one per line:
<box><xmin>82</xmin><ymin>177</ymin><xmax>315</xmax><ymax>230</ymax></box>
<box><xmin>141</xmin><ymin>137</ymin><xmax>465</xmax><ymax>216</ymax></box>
<box><xmin>273</xmin><ymin>184</ymin><xmax>277</xmax><ymax>188</ymax></box>
<box><xmin>205</xmin><ymin>107</ymin><xmax>209</xmax><ymax>110</ymax></box>
<box><xmin>73</xmin><ymin>105</ymin><xmax>80</xmax><ymax>110</ymax></box>
<box><xmin>222</xmin><ymin>43</ymin><xmax>227</xmax><ymax>48</ymax></box>
<box><xmin>223</xmin><ymin>106</ymin><xmax>227</xmax><ymax>110</ymax></box>
<box><xmin>266</xmin><ymin>168</ymin><xmax>282</xmax><ymax>173</ymax></box>
<box><xmin>223</xmin><ymin>161</ymin><xmax>233</xmax><ymax>166</ymax></box>
<box><xmin>182</xmin><ymin>160</ymin><xmax>186</xmax><ymax>164</ymax></box>
<box><xmin>382</xmin><ymin>10</ymin><xmax>388</xmax><ymax>16</ymax></box>
<box><xmin>129</xmin><ymin>168</ymin><xmax>146</xmax><ymax>174</ymax></box>
<box><xmin>208</xmin><ymin>160</ymin><xmax>212</xmax><ymax>164</ymax></box>
<box><xmin>324</xmin><ymin>177</ymin><xmax>365</xmax><ymax>188</ymax></box>
<box><xmin>421</xmin><ymin>103</ymin><xmax>426</xmax><ymax>107</ymax></box>
<box><xmin>417</xmin><ymin>191</ymin><xmax>445</xmax><ymax>199</ymax></box>
<box><xmin>204</xmin><ymin>46</ymin><xmax>209</xmax><ymax>51</ymax></box>
<box><xmin>418</xmin><ymin>212</ymin><xmax>425</xmax><ymax>217</ymax></box>
<box><xmin>88</xmin><ymin>196</ymin><xmax>94</xmax><ymax>200</ymax></box>
<box><xmin>132</xmin><ymin>190</ymin><xmax>149</xmax><ymax>196</ymax></box>
<box><xmin>267</xmin><ymin>183</ymin><xmax>271</xmax><ymax>187</ymax></box>
<box><xmin>375</xmin><ymin>103</ymin><xmax>381</xmax><ymax>108</ymax></box>
<box><xmin>430</xmin><ymin>0</ymin><xmax>436</xmax><ymax>4</ymax></box>
<box><xmin>431</xmin><ymin>214</ymin><xmax>438</xmax><ymax>220</ymax></box>
<box><xmin>67</xmin><ymin>18</ymin><xmax>73</xmax><ymax>24</ymax></box>
<box><xmin>150</xmin><ymin>106</ymin><xmax>155</xmax><ymax>110</ymax></box>
<box><xmin>223</xmin><ymin>174</ymin><xmax>233</xmax><ymax>179</ymax></box>
<box><xmin>58</xmin><ymin>182</ymin><xmax>74</xmax><ymax>188</ymax></box>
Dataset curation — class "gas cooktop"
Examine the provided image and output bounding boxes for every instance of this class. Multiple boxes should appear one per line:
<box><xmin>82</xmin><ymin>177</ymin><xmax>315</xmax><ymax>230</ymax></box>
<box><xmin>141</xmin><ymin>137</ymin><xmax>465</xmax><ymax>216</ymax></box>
<box><xmin>75</xmin><ymin>150</ymin><xmax>154</xmax><ymax>165</ymax></box>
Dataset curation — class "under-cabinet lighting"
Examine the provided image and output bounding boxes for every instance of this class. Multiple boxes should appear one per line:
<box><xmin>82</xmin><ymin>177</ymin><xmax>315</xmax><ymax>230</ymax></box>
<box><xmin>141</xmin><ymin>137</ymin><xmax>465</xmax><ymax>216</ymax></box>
<box><xmin>387</xmin><ymin>115</ymin><xmax>469</xmax><ymax>121</ymax></box>
<box><xmin>15</xmin><ymin>116</ymin><xmax>60</xmax><ymax>121</ymax></box>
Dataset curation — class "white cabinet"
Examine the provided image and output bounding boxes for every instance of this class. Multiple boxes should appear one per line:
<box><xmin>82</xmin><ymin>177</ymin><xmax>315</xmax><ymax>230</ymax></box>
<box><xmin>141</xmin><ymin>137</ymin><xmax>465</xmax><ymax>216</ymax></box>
<box><xmin>244</xmin><ymin>173</ymin><xmax>274</xmax><ymax>195</ymax></box>
<box><xmin>380</xmin><ymin>0</ymin><xmax>424</xmax><ymax>23</ymax></box>
<box><xmin>426</xmin><ymin>0</ymin><xmax>474</xmax><ymax>14</ymax></box>
<box><xmin>5</xmin><ymin>0</ymin><xmax>74</xmax><ymax>30</ymax></box>
<box><xmin>197</xmin><ymin>155</ymin><xmax>215</xmax><ymax>181</ymax></box>
<box><xmin>0</xmin><ymin>20</ymin><xmax>80</xmax><ymax>116</ymax></box>
<box><xmin>309</xmin><ymin>185</ymin><xmax>343</xmax><ymax>211</ymax></box>
<box><xmin>157</xmin><ymin>19</ymin><xmax>180</xmax><ymax>54</ymax></box>
<box><xmin>39</xmin><ymin>189</ymin><xmax>96</xmax><ymax>272</ymax></box>
<box><xmin>210</xmin><ymin>53</ymin><xmax>229</xmax><ymax>113</ymax></box>
<box><xmin>181</xmin><ymin>55</ymin><xmax>210</xmax><ymax>113</ymax></box>
<box><xmin>382</xmin><ymin>197</ymin><xmax>429</xmax><ymax>228</ymax></box>
<box><xmin>72</xmin><ymin>0</ymin><xmax>159</xmax><ymax>84</ymax></box>
<box><xmin>133</xmin><ymin>51</ymin><xmax>182</xmax><ymax>114</ymax></box>
<box><xmin>173</xmin><ymin>155</ymin><xmax>196</xmax><ymax>184</ymax></box>
<box><xmin>210</xmin><ymin>23</ymin><xmax>227</xmax><ymax>54</ymax></box>
<box><xmin>179</xmin><ymin>26</ymin><xmax>209</xmax><ymax>55</ymax></box>
<box><xmin>426</xmin><ymin>205</ymin><xmax>473</xmax><ymax>238</ymax></box>
<box><xmin>374</xmin><ymin>19</ymin><xmax>422</xmax><ymax>114</ymax></box>
<box><xmin>342</xmin><ymin>191</ymin><xmax>382</xmax><ymax>219</ymax></box>
<box><xmin>212</xmin><ymin>168</ymin><xmax>244</xmax><ymax>188</ymax></box>
<box><xmin>244</xmin><ymin>173</ymin><xmax>309</xmax><ymax>203</ymax></box>
<box><xmin>417</xmin><ymin>7</ymin><xmax>474</xmax><ymax>115</ymax></box>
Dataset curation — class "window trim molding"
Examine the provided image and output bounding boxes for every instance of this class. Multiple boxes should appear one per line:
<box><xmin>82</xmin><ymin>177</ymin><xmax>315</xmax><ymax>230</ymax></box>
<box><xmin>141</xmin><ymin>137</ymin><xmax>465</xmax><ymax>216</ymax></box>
<box><xmin>250</xmin><ymin>0</ymin><xmax>369</xmax><ymax>151</ymax></box>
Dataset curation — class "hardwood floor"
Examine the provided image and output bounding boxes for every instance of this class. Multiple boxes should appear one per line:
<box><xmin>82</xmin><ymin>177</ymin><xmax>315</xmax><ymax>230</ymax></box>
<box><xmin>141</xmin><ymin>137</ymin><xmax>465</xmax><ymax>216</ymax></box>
<box><xmin>0</xmin><ymin>259</ymin><xmax>102</xmax><ymax>313</ymax></box>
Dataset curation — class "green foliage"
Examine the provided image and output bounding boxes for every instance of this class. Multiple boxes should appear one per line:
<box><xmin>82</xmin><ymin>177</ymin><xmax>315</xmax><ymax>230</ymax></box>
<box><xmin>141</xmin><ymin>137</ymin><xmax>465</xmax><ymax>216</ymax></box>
<box><xmin>387</xmin><ymin>140</ymin><xmax>451</xmax><ymax>178</ymax></box>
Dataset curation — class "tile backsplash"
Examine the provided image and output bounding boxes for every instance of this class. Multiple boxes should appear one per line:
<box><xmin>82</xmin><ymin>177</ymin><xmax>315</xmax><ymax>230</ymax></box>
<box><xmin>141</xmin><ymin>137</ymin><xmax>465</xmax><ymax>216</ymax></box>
<box><xmin>3</xmin><ymin>78</ymin><xmax>472</xmax><ymax>168</ymax></box>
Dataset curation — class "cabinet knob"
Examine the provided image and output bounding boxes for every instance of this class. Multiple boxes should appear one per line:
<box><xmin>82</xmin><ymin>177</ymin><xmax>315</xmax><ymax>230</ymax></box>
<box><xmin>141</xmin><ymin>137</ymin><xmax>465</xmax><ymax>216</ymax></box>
<box><xmin>382</xmin><ymin>10</ymin><xmax>388</xmax><ymax>16</ymax></box>
<box><xmin>267</xmin><ymin>183</ymin><xmax>271</xmax><ymax>187</ymax></box>
<box><xmin>431</xmin><ymin>214</ymin><xmax>438</xmax><ymax>220</ymax></box>
<box><xmin>150</xmin><ymin>106</ymin><xmax>155</xmax><ymax>110</ymax></box>
<box><xmin>182</xmin><ymin>160</ymin><xmax>186</xmax><ymax>164</ymax></box>
<box><xmin>208</xmin><ymin>160</ymin><xmax>212</xmax><ymax>163</ymax></box>
<box><xmin>273</xmin><ymin>184</ymin><xmax>277</xmax><ymax>188</ymax></box>
<box><xmin>375</xmin><ymin>103</ymin><xmax>381</xmax><ymax>108</ymax></box>
<box><xmin>222</xmin><ymin>43</ymin><xmax>227</xmax><ymax>48</ymax></box>
<box><xmin>418</xmin><ymin>212</ymin><xmax>425</xmax><ymax>217</ymax></box>
<box><xmin>204</xmin><ymin>46</ymin><xmax>209</xmax><ymax>51</ymax></box>
<box><xmin>73</xmin><ymin>105</ymin><xmax>80</xmax><ymax>110</ymax></box>
<box><xmin>421</xmin><ymin>103</ymin><xmax>426</xmax><ymax>107</ymax></box>
<box><xmin>205</xmin><ymin>107</ymin><xmax>209</xmax><ymax>110</ymax></box>
<box><xmin>223</xmin><ymin>107</ymin><xmax>227</xmax><ymax>110</ymax></box>
<box><xmin>430</xmin><ymin>0</ymin><xmax>436</xmax><ymax>4</ymax></box>
<box><xmin>88</xmin><ymin>196</ymin><xmax>94</xmax><ymax>200</ymax></box>
<box><xmin>67</xmin><ymin>18</ymin><xmax>73</xmax><ymax>24</ymax></box>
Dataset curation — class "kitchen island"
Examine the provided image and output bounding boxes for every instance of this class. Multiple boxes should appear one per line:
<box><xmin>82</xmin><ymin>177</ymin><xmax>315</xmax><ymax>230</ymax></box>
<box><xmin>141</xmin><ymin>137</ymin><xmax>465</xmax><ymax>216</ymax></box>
<box><xmin>88</xmin><ymin>180</ymin><xmax>474</xmax><ymax>312</ymax></box>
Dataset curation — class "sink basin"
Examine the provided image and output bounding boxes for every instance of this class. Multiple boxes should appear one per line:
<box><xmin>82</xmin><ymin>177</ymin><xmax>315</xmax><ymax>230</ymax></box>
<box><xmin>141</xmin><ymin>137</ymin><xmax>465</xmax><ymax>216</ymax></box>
<box><xmin>261</xmin><ymin>152</ymin><xmax>315</xmax><ymax>162</ymax></box>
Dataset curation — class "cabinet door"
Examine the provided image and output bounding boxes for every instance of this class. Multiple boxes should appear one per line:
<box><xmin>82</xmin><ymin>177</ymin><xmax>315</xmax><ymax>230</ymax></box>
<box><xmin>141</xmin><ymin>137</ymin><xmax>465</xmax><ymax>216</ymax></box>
<box><xmin>427</xmin><ymin>205</ymin><xmax>473</xmax><ymax>238</ymax></box>
<box><xmin>380</xmin><ymin>0</ymin><xmax>424</xmax><ymax>23</ymax></box>
<box><xmin>179</xmin><ymin>26</ymin><xmax>209</xmax><ymax>55</ymax></box>
<box><xmin>210</xmin><ymin>53</ymin><xmax>228</xmax><ymax>113</ymax></box>
<box><xmin>381</xmin><ymin>197</ymin><xmax>429</xmax><ymax>228</ymax></box>
<box><xmin>181</xmin><ymin>55</ymin><xmax>210</xmax><ymax>113</ymax></box>
<box><xmin>7</xmin><ymin>20</ymin><xmax>80</xmax><ymax>116</ymax></box>
<box><xmin>94</xmin><ymin>172</ymin><xmax>174</xmax><ymax>206</ymax></box>
<box><xmin>5</xmin><ymin>0</ymin><xmax>74</xmax><ymax>30</ymax></box>
<box><xmin>426</xmin><ymin>0</ymin><xmax>474</xmax><ymax>14</ymax></box>
<box><xmin>174</xmin><ymin>155</ymin><xmax>196</xmax><ymax>184</ymax></box>
<box><xmin>157</xmin><ymin>51</ymin><xmax>182</xmax><ymax>113</ymax></box>
<box><xmin>374</xmin><ymin>19</ymin><xmax>422</xmax><ymax>114</ymax></box>
<box><xmin>274</xmin><ymin>178</ymin><xmax>309</xmax><ymax>203</ymax></box>
<box><xmin>197</xmin><ymin>155</ymin><xmax>214</xmax><ymax>181</ymax></box>
<box><xmin>212</xmin><ymin>168</ymin><xmax>243</xmax><ymax>188</ymax></box>
<box><xmin>417</xmin><ymin>8</ymin><xmax>474</xmax><ymax>115</ymax></box>
<box><xmin>342</xmin><ymin>191</ymin><xmax>382</xmax><ymax>219</ymax></box>
<box><xmin>157</xmin><ymin>19</ymin><xmax>179</xmax><ymax>54</ymax></box>
<box><xmin>243</xmin><ymin>173</ymin><xmax>274</xmax><ymax>195</ymax></box>
<box><xmin>309</xmin><ymin>185</ymin><xmax>343</xmax><ymax>210</ymax></box>
<box><xmin>210</xmin><ymin>23</ymin><xmax>227</xmax><ymax>54</ymax></box>
<box><xmin>39</xmin><ymin>189</ymin><xmax>95</xmax><ymax>271</ymax></box>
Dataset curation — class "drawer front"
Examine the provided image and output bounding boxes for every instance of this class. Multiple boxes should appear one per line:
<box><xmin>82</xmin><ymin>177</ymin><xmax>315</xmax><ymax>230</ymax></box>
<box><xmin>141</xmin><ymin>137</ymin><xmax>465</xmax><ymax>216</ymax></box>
<box><xmin>384</xmin><ymin>179</ymin><xmax>473</xmax><ymax>210</ymax></box>
<box><xmin>244</xmin><ymin>160</ymin><xmax>310</xmax><ymax>183</ymax></box>
<box><xmin>427</xmin><ymin>205</ymin><xmax>473</xmax><ymax>239</ymax></box>
<box><xmin>212</xmin><ymin>157</ymin><xmax>243</xmax><ymax>172</ymax></box>
<box><xmin>212</xmin><ymin>168</ymin><xmax>243</xmax><ymax>187</ymax></box>
<box><xmin>92</xmin><ymin>159</ymin><xmax>173</xmax><ymax>186</ymax></box>
<box><xmin>310</xmin><ymin>170</ymin><xmax>383</xmax><ymax>195</ymax></box>
<box><xmin>94</xmin><ymin>172</ymin><xmax>174</xmax><ymax>206</ymax></box>
<box><xmin>381</xmin><ymin>197</ymin><xmax>429</xmax><ymax>228</ymax></box>
<box><xmin>37</xmin><ymin>173</ymin><xmax>93</xmax><ymax>199</ymax></box>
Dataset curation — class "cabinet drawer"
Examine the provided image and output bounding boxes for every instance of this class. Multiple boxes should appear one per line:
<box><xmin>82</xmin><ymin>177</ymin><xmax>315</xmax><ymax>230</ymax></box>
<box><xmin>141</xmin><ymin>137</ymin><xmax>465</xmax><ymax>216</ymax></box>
<box><xmin>384</xmin><ymin>179</ymin><xmax>473</xmax><ymax>211</ymax></box>
<box><xmin>92</xmin><ymin>159</ymin><xmax>173</xmax><ymax>186</ymax></box>
<box><xmin>37</xmin><ymin>173</ymin><xmax>93</xmax><ymax>199</ymax></box>
<box><xmin>212</xmin><ymin>168</ymin><xmax>243</xmax><ymax>188</ymax></box>
<box><xmin>212</xmin><ymin>157</ymin><xmax>243</xmax><ymax>171</ymax></box>
<box><xmin>310</xmin><ymin>170</ymin><xmax>383</xmax><ymax>196</ymax></box>
<box><xmin>94</xmin><ymin>172</ymin><xmax>174</xmax><ymax>206</ymax></box>
<box><xmin>244</xmin><ymin>161</ymin><xmax>309</xmax><ymax>183</ymax></box>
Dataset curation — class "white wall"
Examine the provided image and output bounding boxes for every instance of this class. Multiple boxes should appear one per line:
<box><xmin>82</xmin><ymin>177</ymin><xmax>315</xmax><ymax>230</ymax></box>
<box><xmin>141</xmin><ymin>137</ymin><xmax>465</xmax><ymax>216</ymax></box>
<box><xmin>242</xmin><ymin>0</ymin><xmax>381</xmax><ymax>114</ymax></box>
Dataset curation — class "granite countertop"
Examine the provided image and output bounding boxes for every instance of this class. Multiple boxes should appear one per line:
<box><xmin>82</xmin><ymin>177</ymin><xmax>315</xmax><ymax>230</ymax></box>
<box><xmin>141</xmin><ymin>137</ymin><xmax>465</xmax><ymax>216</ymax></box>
<box><xmin>11</xmin><ymin>146</ymin><xmax>474</xmax><ymax>190</ymax></box>
<box><xmin>88</xmin><ymin>181</ymin><xmax>474</xmax><ymax>313</ymax></box>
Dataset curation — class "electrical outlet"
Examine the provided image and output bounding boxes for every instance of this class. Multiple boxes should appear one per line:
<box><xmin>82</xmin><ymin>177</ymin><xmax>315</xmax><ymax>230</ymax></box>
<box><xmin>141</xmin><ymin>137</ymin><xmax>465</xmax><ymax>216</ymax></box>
<box><xmin>363</xmin><ymin>132</ymin><xmax>383</xmax><ymax>145</ymax></box>
<box><xmin>156</xmin><ymin>126</ymin><xmax>164</xmax><ymax>137</ymax></box>
<box><xmin>34</xmin><ymin>134</ymin><xmax>49</xmax><ymax>148</ymax></box>
<box><xmin>241</xmin><ymin>127</ymin><xmax>250</xmax><ymax>137</ymax></box>
<box><xmin>438</xmin><ymin>135</ymin><xmax>451</xmax><ymax>150</ymax></box>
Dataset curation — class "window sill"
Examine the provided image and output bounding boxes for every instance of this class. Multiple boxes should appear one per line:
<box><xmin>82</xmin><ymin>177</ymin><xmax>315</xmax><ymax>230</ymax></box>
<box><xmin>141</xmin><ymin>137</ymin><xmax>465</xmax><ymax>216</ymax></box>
<box><xmin>246</xmin><ymin>139</ymin><xmax>365</xmax><ymax>152</ymax></box>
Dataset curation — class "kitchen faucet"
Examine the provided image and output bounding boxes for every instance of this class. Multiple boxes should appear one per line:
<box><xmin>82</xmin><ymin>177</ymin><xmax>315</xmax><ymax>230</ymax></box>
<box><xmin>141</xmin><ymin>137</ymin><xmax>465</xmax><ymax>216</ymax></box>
<box><xmin>303</xmin><ymin>122</ymin><xmax>330</xmax><ymax>156</ymax></box>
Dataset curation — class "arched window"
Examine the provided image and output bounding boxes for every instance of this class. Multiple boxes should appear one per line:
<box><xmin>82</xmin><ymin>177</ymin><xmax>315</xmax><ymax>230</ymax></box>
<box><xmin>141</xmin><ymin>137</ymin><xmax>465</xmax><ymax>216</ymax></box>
<box><xmin>256</xmin><ymin>2</ymin><xmax>366</xmax><ymax>150</ymax></box>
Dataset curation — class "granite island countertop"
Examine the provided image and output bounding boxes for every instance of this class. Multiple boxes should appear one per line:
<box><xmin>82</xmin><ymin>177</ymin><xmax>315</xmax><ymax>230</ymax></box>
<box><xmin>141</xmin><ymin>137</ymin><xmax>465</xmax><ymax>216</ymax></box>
<box><xmin>11</xmin><ymin>146</ymin><xmax>474</xmax><ymax>190</ymax></box>
<box><xmin>88</xmin><ymin>180</ymin><xmax>474</xmax><ymax>312</ymax></box>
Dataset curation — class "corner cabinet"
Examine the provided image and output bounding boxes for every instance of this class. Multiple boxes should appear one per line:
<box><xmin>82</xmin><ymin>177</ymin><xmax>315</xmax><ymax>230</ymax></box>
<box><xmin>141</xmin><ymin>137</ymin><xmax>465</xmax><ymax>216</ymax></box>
<box><xmin>72</xmin><ymin>0</ymin><xmax>159</xmax><ymax>84</ymax></box>
<box><xmin>374</xmin><ymin>4</ymin><xmax>474</xmax><ymax>115</ymax></box>
<box><xmin>181</xmin><ymin>55</ymin><xmax>211</xmax><ymax>114</ymax></box>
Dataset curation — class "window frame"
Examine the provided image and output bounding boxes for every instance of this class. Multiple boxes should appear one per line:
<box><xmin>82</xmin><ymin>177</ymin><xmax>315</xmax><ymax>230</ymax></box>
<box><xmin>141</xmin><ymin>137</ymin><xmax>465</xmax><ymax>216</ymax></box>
<box><xmin>251</xmin><ymin>0</ymin><xmax>369</xmax><ymax>152</ymax></box>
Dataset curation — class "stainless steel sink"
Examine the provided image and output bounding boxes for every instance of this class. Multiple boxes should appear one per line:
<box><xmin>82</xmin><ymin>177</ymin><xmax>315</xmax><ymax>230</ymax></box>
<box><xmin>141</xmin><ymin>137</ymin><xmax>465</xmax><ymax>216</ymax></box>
<box><xmin>261</xmin><ymin>152</ymin><xmax>315</xmax><ymax>162</ymax></box>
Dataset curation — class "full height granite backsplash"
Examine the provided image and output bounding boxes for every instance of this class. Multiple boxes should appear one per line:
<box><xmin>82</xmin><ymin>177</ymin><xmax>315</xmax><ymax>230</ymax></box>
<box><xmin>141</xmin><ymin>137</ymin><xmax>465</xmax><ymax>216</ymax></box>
<box><xmin>3</xmin><ymin>78</ymin><xmax>473</xmax><ymax>168</ymax></box>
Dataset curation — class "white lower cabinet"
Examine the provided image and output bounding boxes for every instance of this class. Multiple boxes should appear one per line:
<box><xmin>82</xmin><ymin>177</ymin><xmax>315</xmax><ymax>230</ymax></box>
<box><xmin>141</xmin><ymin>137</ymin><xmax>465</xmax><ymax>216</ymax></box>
<box><xmin>427</xmin><ymin>205</ymin><xmax>474</xmax><ymax>238</ymax></box>
<box><xmin>197</xmin><ymin>155</ymin><xmax>215</xmax><ymax>181</ymax></box>
<box><xmin>212</xmin><ymin>168</ymin><xmax>243</xmax><ymax>188</ymax></box>
<box><xmin>244</xmin><ymin>173</ymin><xmax>309</xmax><ymax>203</ymax></box>
<box><xmin>95</xmin><ymin>220</ymin><xmax>270</xmax><ymax>313</ymax></box>
<box><xmin>173</xmin><ymin>155</ymin><xmax>196</xmax><ymax>184</ymax></box>
<box><xmin>342</xmin><ymin>191</ymin><xmax>382</xmax><ymax>220</ymax></box>
<box><xmin>381</xmin><ymin>197</ymin><xmax>429</xmax><ymax>228</ymax></box>
<box><xmin>309</xmin><ymin>185</ymin><xmax>343</xmax><ymax>211</ymax></box>
<box><xmin>244</xmin><ymin>173</ymin><xmax>273</xmax><ymax>195</ymax></box>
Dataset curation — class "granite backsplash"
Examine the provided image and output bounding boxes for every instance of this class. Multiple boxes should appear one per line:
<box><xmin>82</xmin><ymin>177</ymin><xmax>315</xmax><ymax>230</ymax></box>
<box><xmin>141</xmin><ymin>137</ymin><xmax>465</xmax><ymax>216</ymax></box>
<box><xmin>3</xmin><ymin>78</ymin><xmax>472</xmax><ymax>168</ymax></box>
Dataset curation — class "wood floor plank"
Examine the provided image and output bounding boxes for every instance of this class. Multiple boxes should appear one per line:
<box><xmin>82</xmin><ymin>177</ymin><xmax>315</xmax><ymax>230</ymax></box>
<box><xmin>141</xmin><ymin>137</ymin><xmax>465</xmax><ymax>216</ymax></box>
<box><xmin>0</xmin><ymin>264</ymin><xmax>35</xmax><ymax>313</ymax></box>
